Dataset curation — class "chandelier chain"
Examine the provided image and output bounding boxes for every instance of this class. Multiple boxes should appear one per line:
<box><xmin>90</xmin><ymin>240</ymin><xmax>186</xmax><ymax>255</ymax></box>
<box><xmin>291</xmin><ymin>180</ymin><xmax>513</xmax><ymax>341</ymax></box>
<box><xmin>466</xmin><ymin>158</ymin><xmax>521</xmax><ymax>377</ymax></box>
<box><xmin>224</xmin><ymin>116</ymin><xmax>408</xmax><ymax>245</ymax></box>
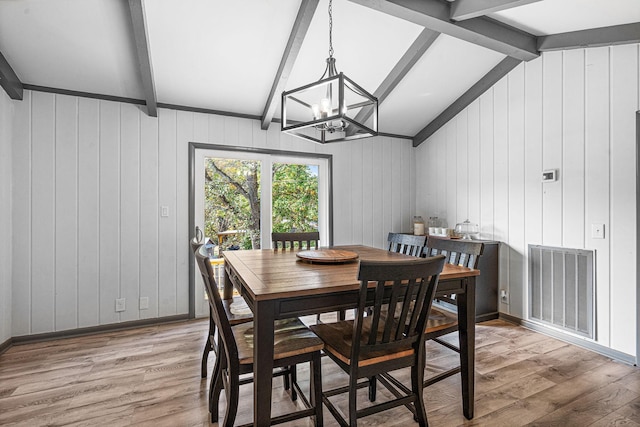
<box><xmin>328</xmin><ymin>0</ymin><xmax>334</xmax><ymax>58</ymax></box>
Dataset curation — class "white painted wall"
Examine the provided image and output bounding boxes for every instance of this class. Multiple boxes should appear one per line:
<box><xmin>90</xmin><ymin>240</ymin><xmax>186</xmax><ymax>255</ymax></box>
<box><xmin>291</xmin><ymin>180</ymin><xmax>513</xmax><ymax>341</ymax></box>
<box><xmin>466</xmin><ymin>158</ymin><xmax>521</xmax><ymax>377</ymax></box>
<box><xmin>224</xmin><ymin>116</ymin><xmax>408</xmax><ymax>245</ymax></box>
<box><xmin>10</xmin><ymin>91</ymin><xmax>415</xmax><ymax>336</ymax></box>
<box><xmin>416</xmin><ymin>44</ymin><xmax>639</xmax><ymax>357</ymax></box>
<box><xmin>0</xmin><ymin>90</ymin><xmax>13</xmax><ymax>345</ymax></box>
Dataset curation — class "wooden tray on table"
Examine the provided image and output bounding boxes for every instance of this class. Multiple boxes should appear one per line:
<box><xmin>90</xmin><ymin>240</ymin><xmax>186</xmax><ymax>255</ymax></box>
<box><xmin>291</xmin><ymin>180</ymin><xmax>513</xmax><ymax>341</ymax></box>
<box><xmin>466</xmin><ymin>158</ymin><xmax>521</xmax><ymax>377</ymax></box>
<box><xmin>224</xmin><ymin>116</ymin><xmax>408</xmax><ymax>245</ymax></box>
<box><xmin>296</xmin><ymin>249</ymin><xmax>359</xmax><ymax>264</ymax></box>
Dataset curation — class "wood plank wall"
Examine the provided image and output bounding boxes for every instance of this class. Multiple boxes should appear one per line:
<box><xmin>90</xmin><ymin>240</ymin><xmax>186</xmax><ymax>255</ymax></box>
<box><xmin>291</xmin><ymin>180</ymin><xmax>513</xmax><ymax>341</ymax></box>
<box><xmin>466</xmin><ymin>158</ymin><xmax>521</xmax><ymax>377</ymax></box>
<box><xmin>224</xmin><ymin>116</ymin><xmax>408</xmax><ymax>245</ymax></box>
<box><xmin>415</xmin><ymin>44</ymin><xmax>639</xmax><ymax>357</ymax></box>
<box><xmin>8</xmin><ymin>93</ymin><xmax>415</xmax><ymax>337</ymax></box>
<box><xmin>0</xmin><ymin>90</ymin><xmax>13</xmax><ymax>344</ymax></box>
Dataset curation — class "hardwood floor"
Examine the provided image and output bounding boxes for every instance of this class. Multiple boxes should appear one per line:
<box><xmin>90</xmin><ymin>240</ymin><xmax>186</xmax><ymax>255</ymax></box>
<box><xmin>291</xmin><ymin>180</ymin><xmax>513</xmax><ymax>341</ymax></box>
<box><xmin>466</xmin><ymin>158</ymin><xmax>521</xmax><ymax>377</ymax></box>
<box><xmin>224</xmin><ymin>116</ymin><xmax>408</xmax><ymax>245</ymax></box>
<box><xmin>1</xmin><ymin>318</ymin><xmax>638</xmax><ymax>426</ymax></box>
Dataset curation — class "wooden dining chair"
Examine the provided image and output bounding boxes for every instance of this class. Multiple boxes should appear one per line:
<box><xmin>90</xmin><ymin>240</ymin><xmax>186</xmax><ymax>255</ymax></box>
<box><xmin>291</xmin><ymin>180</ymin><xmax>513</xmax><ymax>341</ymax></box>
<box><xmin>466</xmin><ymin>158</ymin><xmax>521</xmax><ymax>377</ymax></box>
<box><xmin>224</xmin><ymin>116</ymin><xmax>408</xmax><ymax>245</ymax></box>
<box><xmin>310</xmin><ymin>255</ymin><xmax>446</xmax><ymax>426</ymax></box>
<box><xmin>362</xmin><ymin>232</ymin><xmax>430</xmax><ymax>398</ymax></box>
<box><xmin>191</xmin><ymin>237</ymin><xmax>296</xmax><ymax>394</ymax></box>
<box><xmin>424</xmin><ymin>236</ymin><xmax>483</xmax><ymax>269</ymax></box>
<box><xmin>422</xmin><ymin>237</ymin><xmax>484</xmax><ymax>393</ymax></box>
<box><xmin>361</xmin><ymin>233</ymin><xmax>428</xmax><ymax>324</ymax></box>
<box><xmin>272</xmin><ymin>231</ymin><xmax>320</xmax><ymax>250</ymax></box>
<box><xmin>387</xmin><ymin>232</ymin><xmax>428</xmax><ymax>257</ymax></box>
<box><xmin>190</xmin><ymin>237</ymin><xmax>253</xmax><ymax>378</ymax></box>
<box><xmin>364</xmin><ymin>233</ymin><xmax>427</xmax><ymax>330</ymax></box>
<box><xmin>195</xmin><ymin>250</ymin><xmax>324</xmax><ymax>426</ymax></box>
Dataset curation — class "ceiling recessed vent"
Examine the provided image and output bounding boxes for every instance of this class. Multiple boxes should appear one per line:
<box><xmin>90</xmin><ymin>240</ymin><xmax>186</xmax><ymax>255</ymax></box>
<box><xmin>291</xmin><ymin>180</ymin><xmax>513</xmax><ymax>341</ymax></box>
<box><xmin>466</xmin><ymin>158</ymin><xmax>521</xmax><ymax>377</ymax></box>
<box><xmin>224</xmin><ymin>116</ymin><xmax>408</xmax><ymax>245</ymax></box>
<box><xmin>528</xmin><ymin>245</ymin><xmax>595</xmax><ymax>339</ymax></box>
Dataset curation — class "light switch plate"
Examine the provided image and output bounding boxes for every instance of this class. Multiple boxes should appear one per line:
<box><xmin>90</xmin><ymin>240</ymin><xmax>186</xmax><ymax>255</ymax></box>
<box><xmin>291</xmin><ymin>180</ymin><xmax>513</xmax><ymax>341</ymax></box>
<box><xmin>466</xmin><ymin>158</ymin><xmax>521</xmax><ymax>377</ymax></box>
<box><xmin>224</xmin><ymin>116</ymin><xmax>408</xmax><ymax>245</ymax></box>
<box><xmin>161</xmin><ymin>206</ymin><xmax>169</xmax><ymax>217</ymax></box>
<box><xmin>139</xmin><ymin>297</ymin><xmax>149</xmax><ymax>310</ymax></box>
<box><xmin>591</xmin><ymin>223</ymin><xmax>605</xmax><ymax>239</ymax></box>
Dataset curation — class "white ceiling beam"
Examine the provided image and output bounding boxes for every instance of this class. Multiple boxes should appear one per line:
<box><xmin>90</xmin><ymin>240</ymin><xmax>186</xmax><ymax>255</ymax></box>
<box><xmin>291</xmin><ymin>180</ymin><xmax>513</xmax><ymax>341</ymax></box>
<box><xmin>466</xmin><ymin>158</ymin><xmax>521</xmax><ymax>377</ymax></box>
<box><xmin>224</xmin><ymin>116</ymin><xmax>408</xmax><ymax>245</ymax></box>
<box><xmin>538</xmin><ymin>23</ymin><xmax>640</xmax><ymax>51</ymax></box>
<box><xmin>128</xmin><ymin>0</ymin><xmax>157</xmax><ymax>117</ymax></box>
<box><xmin>261</xmin><ymin>0</ymin><xmax>319</xmax><ymax>130</ymax></box>
<box><xmin>0</xmin><ymin>50</ymin><xmax>23</xmax><ymax>100</ymax></box>
<box><xmin>348</xmin><ymin>0</ymin><xmax>538</xmax><ymax>61</ymax></box>
<box><xmin>413</xmin><ymin>57</ymin><xmax>521</xmax><ymax>147</ymax></box>
<box><xmin>450</xmin><ymin>0</ymin><xmax>542</xmax><ymax>21</ymax></box>
<box><xmin>350</xmin><ymin>28</ymin><xmax>440</xmax><ymax>131</ymax></box>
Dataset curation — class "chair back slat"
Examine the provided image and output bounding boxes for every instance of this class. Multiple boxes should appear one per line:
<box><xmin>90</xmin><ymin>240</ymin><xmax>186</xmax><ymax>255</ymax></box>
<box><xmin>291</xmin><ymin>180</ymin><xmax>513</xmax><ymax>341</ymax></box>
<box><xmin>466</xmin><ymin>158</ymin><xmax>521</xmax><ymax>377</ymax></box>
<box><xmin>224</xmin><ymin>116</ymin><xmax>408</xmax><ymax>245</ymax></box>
<box><xmin>366</xmin><ymin>280</ymin><xmax>384</xmax><ymax>346</ymax></box>
<box><xmin>272</xmin><ymin>231</ymin><xmax>320</xmax><ymax>250</ymax></box>
<box><xmin>387</xmin><ymin>232</ymin><xmax>427</xmax><ymax>257</ymax></box>
<box><xmin>352</xmin><ymin>256</ymin><xmax>446</xmax><ymax>361</ymax></box>
<box><xmin>425</xmin><ymin>237</ymin><xmax>484</xmax><ymax>269</ymax></box>
<box><xmin>384</xmin><ymin>282</ymin><xmax>404</xmax><ymax>342</ymax></box>
<box><xmin>407</xmin><ymin>277</ymin><xmax>429</xmax><ymax>335</ymax></box>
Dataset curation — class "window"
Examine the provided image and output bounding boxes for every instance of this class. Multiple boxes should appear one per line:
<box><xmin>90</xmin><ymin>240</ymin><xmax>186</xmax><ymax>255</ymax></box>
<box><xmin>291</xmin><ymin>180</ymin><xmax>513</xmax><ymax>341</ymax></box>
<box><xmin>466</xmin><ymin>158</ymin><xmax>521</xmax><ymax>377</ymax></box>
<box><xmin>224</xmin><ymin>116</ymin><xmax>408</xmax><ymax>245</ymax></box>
<box><xmin>190</xmin><ymin>144</ymin><xmax>331</xmax><ymax>317</ymax></box>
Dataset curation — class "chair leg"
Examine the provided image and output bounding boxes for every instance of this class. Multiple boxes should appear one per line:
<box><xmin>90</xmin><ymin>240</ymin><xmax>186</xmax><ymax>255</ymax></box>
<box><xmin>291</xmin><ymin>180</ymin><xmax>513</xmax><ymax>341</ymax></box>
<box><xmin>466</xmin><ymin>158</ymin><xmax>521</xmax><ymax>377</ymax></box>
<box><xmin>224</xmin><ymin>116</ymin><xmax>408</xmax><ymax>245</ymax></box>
<box><xmin>201</xmin><ymin>344</ymin><xmax>210</xmax><ymax>379</ymax></box>
<box><xmin>283</xmin><ymin>367</ymin><xmax>291</xmax><ymax>391</ymax></box>
<box><xmin>412</xmin><ymin>352</ymin><xmax>429</xmax><ymax>427</ymax></box>
<box><xmin>368</xmin><ymin>375</ymin><xmax>377</xmax><ymax>402</ymax></box>
<box><xmin>222</xmin><ymin>372</ymin><xmax>239</xmax><ymax>427</ymax></box>
<box><xmin>201</xmin><ymin>313</ymin><xmax>215</xmax><ymax>378</ymax></box>
<box><xmin>349</xmin><ymin>375</ymin><xmax>358</xmax><ymax>427</ymax></box>
<box><xmin>210</xmin><ymin>347</ymin><xmax>226</xmax><ymax>423</ymax></box>
<box><xmin>290</xmin><ymin>364</ymin><xmax>298</xmax><ymax>401</ymax></box>
<box><xmin>310</xmin><ymin>353</ymin><xmax>323</xmax><ymax>427</ymax></box>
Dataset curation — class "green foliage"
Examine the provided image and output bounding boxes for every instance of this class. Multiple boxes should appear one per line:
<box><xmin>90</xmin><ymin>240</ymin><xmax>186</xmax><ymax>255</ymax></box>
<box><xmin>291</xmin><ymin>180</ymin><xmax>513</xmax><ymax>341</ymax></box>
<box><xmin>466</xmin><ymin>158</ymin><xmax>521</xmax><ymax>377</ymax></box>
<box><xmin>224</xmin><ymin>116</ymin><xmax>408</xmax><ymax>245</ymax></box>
<box><xmin>204</xmin><ymin>158</ymin><xmax>261</xmax><ymax>250</ymax></box>
<box><xmin>204</xmin><ymin>158</ymin><xmax>318</xmax><ymax>251</ymax></box>
<box><xmin>272</xmin><ymin>164</ymin><xmax>318</xmax><ymax>233</ymax></box>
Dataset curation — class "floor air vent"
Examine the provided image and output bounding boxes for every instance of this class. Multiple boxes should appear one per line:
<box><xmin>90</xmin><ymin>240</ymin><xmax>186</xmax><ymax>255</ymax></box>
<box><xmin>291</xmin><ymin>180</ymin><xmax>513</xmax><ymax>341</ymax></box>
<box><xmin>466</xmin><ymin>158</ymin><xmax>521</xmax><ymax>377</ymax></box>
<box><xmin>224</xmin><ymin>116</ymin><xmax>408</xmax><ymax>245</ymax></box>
<box><xmin>528</xmin><ymin>245</ymin><xmax>595</xmax><ymax>339</ymax></box>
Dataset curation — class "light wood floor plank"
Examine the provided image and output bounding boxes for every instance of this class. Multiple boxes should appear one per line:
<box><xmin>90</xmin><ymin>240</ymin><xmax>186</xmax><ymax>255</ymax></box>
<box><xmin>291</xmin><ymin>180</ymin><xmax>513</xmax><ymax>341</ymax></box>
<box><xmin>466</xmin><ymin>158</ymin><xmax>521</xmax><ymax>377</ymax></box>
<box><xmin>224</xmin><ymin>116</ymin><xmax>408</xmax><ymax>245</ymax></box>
<box><xmin>1</xmin><ymin>318</ymin><xmax>638</xmax><ymax>426</ymax></box>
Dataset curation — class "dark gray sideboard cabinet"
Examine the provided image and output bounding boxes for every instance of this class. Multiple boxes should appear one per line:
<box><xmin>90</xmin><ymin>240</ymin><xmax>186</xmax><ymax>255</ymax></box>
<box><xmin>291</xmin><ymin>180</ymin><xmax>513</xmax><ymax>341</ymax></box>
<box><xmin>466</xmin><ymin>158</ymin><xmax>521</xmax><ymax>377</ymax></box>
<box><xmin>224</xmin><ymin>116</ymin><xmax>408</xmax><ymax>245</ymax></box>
<box><xmin>472</xmin><ymin>240</ymin><xmax>499</xmax><ymax>322</ymax></box>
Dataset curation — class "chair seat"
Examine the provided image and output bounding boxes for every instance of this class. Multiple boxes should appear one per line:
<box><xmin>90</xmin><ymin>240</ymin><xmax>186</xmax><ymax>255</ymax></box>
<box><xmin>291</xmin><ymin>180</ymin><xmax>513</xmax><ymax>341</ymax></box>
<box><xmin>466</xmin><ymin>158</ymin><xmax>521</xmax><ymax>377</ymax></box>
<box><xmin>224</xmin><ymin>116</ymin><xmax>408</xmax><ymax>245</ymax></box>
<box><xmin>222</xmin><ymin>295</ymin><xmax>253</xmax><ymax>325</ymax></box>
<box><xmin>233</xmin><ymin>318</ymin><xmax>324</xmax><ymax>365</ymax></box>
<box><xmin>310</xmin><ymin>317</ymin><xmax>415</xmax><ymax>368</ymax></box>
<box><xmin>382</xmin><ymin>305</ymin><xmax>459</xmax><ymax>336</ymax></box>
<box><xmin>426</xmin><ymin>307</ymin><xmax>458</xmax><ymax>335</ymax></box>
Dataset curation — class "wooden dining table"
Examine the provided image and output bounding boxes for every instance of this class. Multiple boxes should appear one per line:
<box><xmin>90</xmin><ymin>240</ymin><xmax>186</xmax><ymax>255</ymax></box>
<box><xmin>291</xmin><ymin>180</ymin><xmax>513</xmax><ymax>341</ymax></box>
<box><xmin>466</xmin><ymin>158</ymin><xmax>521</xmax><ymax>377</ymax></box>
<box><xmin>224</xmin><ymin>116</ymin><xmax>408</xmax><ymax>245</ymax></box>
<box><xmin>222</xmin><ymin>245</ymin><xmax>479</xmax><ymax>426</ymax></box>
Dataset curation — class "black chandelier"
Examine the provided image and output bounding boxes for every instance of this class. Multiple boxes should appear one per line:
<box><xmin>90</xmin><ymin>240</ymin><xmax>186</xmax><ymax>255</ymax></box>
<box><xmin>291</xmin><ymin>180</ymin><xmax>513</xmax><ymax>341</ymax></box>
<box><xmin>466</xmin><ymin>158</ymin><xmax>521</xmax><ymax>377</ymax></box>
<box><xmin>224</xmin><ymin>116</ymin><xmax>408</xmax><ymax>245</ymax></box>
<box><xmin>281</xmin><ymin>0</ymin><xmax>378</xmax><ymax>144</ymax></box>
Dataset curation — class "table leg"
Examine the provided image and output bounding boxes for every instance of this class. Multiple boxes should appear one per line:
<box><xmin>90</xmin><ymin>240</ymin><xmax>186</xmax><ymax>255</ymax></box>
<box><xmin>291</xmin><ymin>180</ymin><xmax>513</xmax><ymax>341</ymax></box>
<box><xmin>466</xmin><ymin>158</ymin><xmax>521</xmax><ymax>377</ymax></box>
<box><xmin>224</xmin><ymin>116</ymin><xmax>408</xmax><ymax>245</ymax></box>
<box><xmin>253</xmin><ymin>299</ymin><xmax>276</xmax><ymax>426</ymax></box>
<box><xmin>457</xmin><ymin>276</ymin><xmax>476</xmax><ymax>419</ymax></box>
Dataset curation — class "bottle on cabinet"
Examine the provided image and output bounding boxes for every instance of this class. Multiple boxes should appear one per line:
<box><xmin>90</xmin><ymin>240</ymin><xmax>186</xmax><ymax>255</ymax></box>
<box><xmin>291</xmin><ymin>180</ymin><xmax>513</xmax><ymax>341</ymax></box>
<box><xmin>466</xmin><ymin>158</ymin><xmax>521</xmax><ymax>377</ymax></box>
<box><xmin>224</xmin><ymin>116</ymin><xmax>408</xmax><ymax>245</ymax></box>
<box><xmin>412</xmin><ymin>216</ymin><xmax>425</xmax><ymax>235</ymax></box>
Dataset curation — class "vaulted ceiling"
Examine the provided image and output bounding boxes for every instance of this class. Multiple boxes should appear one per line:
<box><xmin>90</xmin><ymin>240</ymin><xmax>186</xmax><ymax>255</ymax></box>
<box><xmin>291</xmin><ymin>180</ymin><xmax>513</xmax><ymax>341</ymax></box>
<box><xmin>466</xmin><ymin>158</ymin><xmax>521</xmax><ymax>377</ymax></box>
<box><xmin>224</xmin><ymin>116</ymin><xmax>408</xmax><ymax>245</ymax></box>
<box><xmin>0</xmin><ymin>0</ymin><xmax>638</xmax><ymax>146</ymax></box>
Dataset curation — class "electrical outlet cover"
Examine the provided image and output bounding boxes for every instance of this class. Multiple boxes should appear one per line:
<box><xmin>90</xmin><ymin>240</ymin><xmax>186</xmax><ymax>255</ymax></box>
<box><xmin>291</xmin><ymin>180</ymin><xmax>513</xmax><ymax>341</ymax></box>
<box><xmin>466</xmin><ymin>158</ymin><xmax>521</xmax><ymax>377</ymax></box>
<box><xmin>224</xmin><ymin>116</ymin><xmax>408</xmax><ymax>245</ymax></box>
<box><xmin>500</xmin><ymin>290</ymin><xmax>508</xmax><ymax>304</ymax></box>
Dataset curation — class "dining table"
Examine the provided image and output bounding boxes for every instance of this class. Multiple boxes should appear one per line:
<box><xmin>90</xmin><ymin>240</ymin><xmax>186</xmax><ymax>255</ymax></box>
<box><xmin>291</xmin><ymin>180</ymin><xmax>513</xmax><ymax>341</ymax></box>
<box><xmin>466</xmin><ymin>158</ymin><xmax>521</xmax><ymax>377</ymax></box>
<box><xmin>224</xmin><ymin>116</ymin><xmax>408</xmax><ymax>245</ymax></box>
<box><xmin>222</xmin><ymin>244</ymin><xmax>479</xmax><ymax>426</ymax></box>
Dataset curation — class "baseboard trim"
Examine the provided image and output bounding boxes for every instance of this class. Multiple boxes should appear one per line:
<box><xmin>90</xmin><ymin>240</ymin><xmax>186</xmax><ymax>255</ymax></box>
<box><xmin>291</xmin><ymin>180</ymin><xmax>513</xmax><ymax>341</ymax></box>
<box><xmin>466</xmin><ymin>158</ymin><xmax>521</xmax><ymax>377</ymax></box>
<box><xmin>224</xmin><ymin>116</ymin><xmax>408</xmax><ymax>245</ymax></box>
<box><xmin>0</xmin><ymin>337</ymin><xmax>12</xmax><ymax>355</ymax></box>
<box><xmin>499</xmin><ymin>313</ymin><xmax>637</xmax><ymax>366</ymax></box>
<box><xmin>476</xmin><ymin>312</ymin><xmax>499</xmax><ymax>323</ymax></box>
<box><xmin>8</xmin><ymin>314</ymin><xmax>191</xmax><ymax>348</ymax></box>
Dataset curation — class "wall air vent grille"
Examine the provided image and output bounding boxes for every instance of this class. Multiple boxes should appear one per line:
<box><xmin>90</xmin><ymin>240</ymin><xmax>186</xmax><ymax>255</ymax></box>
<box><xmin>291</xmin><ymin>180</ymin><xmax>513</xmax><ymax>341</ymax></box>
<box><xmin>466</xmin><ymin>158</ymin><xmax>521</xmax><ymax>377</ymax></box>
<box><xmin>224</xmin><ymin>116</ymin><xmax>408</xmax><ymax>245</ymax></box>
<box><xmin>528</xmin><ymin>245</ymin><xmax>594</xmax><ymax>339</ymax></box>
